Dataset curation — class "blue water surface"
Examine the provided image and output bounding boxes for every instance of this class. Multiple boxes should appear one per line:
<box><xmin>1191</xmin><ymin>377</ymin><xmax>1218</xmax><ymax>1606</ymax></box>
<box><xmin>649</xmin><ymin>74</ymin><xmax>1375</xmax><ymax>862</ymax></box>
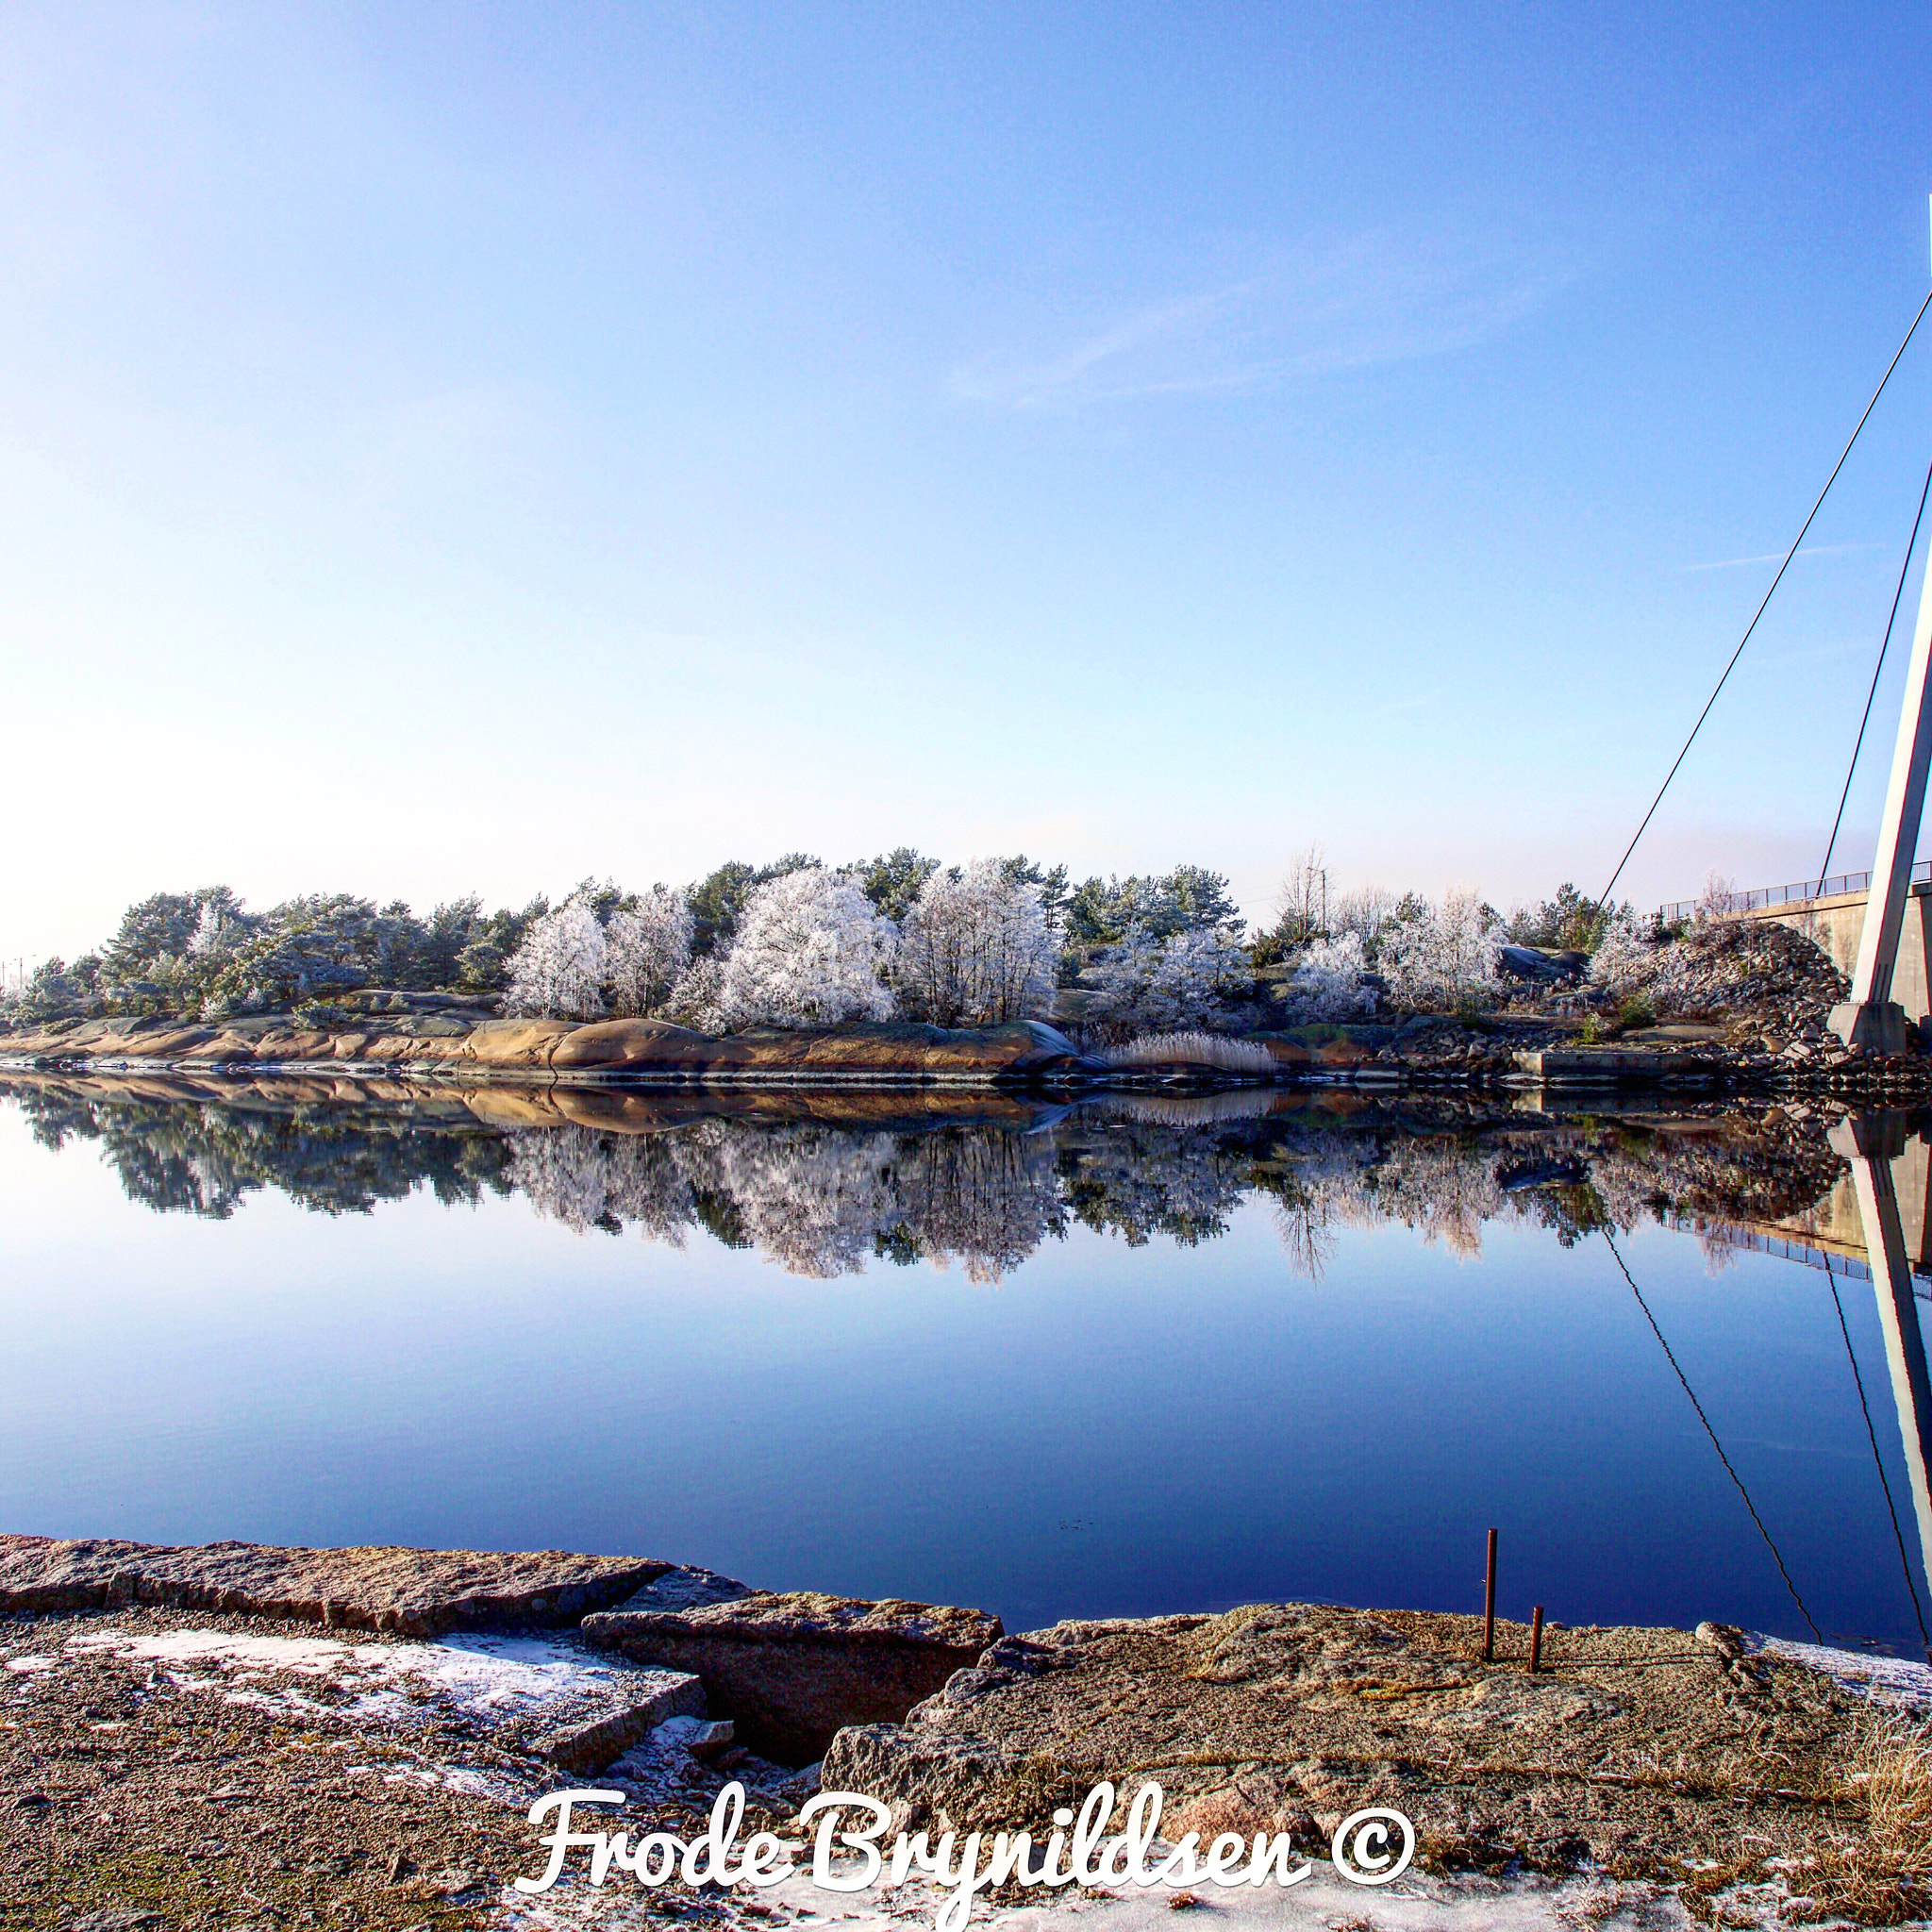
<box><xmin>1</xmin><ymin>1086</ymin><xmax>1924</xmax><ymax>1655</ymax></box>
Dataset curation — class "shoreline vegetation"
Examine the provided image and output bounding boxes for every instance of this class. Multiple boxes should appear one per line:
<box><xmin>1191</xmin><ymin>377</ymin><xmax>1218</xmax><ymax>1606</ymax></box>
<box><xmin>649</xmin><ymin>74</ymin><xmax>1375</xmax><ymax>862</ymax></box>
<box><xmin>7</xmin><ymin>860</ymin><xmax>1932</xmax><ymax>1097</ymax></box>
<box><xmin>4</xmin><ymin>1532</ymin><xmax>1928</xmax><ymax>1930</ymax></box>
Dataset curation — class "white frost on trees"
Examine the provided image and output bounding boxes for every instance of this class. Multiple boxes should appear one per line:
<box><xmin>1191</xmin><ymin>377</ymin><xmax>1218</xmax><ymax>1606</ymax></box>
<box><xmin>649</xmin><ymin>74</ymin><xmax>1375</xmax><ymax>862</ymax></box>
<box><xmin>1154</xmin><ymin>928</ymin><xmax>1253</xmax><ymax>1023</ymax></box>
<box><xmin>186</xmin><ymin>901</ymin><xmax>241</xmax><ymax>962</ymax></box>
<box><xmin>606</xmin><ymin>888</ymin><xmax>693</xmax><ymax>1018</ymax></box>
<box><xmin>510</xmin><ymin>1127</ymin><xmax>693</xmax><ymax>1243</ymax></box>
<box><xmin>1328</xmin><ymin>885</ymin><xmax>1397</xmax><ymax>948</ymax></box>
<box><xmin>662</xmin><ymin>954</ymin><xmax>729</xmax><ymax>1034</ymax></box>
<box><xmin>1590</xmin><ymin>911</ymin><xmax>1652</xmax><ymax>995</ymax></box>
<box><xmin>1379</xmin><ymin>889</ymin><xmax>1502</xmax><ymax>1010</ymax></box>
<box><xmin>1281</xmin><ymin>931</ymin><xmax>1377</xmax><ymax>1021</ymax></box>
<box><xmin>1091</xmin><ymin>924</ymin><xmax>1251</xmax><ymax>1033</ymax></box>
<box><xmin>1089</xmin><ymin>926</ymin><xmax>1159</xmax><ymax>1030</ymax></box>
<box><xmin>1694</xmin><ymin>870</ymin><xmax>1740</xmax><ymax>923</ymax></box>
<box><xmin>505</xmin><ymin>896</ymin><xmax>608</xmax><ymax>1020</ymax></box>
<box><xmin>894</xmin><ymin>859</ymin><xmax>1058</xmax><ymax>1025</ymax></box>
<box><xmin>719</xmin><ymin>865</ymin><xmax>897</xmax><ymax>1027</ymax></box>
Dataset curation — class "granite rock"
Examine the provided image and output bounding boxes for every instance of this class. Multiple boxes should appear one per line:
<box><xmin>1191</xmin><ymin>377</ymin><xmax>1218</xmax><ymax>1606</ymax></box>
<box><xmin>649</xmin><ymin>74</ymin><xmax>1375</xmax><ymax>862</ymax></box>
<box><xmin>819</xmin><ymin>1600</ymin><xmax>1868</xmax><ymax>1876</ymax></box>
<box><xmin>0</xmin><ymin>1535</ymin><xmax>673</xmax><ymax>1637</ymax></box>
<box><xmin>580</xmin><ymin>1591</ymin><xmax>1003</xmax><ymax>1765</ymax></box>
<box><xmin>609</xmin><ymin>1564</ymin><xmax>756</xmax><ymax>1613</ymax></box>
<box><xmin>1</xmin><ymin>1014</ymin><xmax>1098</xmax><ymax>1086</ymax></box>
<box><xmin>536</xmin><ymin>1668</ymin><xmax>707</xmax><ymax>1775</ymax></box>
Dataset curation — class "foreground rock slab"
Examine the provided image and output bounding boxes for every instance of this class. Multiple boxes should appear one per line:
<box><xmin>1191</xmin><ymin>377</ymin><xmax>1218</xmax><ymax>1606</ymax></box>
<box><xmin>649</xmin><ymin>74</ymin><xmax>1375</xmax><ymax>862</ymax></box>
<box><xmin>0</xmin><ymin>1535</ymin><xmax>674</xmax><ymax>1636</ymax></box>
<box><xmin>581</xmin><ymin>1590</ymin><xmax>1003</xmax><ymax>1763</ymax></box>
<box><xmin>534</xmin><ymin>1666</ymin><xmax>708</xmax><ymax>1774</ymax></box>
<box><xmin>823</xmin><ymin>1602</ymin><xmax>1883</xmax><ymax>1884</ymax></box>
<box><xmin>0</xmin><ymin>1606</ymin><xmax>781</xmax><ymax>1932</ymax></box>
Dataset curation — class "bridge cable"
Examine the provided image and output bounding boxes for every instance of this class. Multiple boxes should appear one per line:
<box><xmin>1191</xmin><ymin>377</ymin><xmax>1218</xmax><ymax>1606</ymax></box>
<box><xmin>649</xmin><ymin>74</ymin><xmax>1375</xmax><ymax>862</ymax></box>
<box><xmin>1602</xmin><ymin>1227</ymin><xmax>1823</xmax><ymax>1640</ymax></box>
<box><xmin>1823</xmin><ymin>1252</ymin><xmax>1932</xmax><ymax>1654</ymax></box>
<box><xmin>1597</xmin><ymin>285</ymin><xmax>1932</xmax><ymax>914</ymax></box>
<box><xmin>1816</xmin><ymin>452</ymin><xmax>1932</xmax><ymax>891</ymax></box>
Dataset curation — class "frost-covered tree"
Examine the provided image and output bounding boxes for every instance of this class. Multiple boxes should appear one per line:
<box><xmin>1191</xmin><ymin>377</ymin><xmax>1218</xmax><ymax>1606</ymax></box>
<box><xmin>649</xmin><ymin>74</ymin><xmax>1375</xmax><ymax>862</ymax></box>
<box><xmin>180</xmin><ymin>901</ymin><xmax>249</xmax><ymax>1019</ymax></box>
<box><xmin>1590</xmin><ymin>910</ymin><xmax>1653</xmax><ymax>996</ymax></box>
<box><xmin>1379</xmin><ymin>889</ymin><xmax>1502</xmax><ymax>1010</ymax></box>
<box><xmin>5</xmin><ymin>955</ymin><xmax>102</xmax><ymax>1023</ymax></box>
<box><xmin>894</xmin><ymin>859</ymin><xmax>1058</xmax><ymax>1025</ymax></box>
<box><xmin>505</xmin><ymin>897</ymin><xmax>608</xmax><ymax>1019</ymax></box>
<box><xmin>1329</xmin><ymin>885</ymin><xmax>1397</xmax><ymax>951</ymax></box>
<box><xmin>1281</xmin><ymin>931</ymin><xmax>1376</xmax><ymax>1022</ymax></box>
<box><xmin>1088</xmin><ymin>927</ymin><xmax>1159</xmax><ymax>1029</ymax></box>
<box><xmin>687</xmin><ymin>854</ymin><xmax>819</xmax><ymax>957</ymax></box>
<box><xmin>663</xmin><ymin>955</ymin><xmax>729</xmax><ymax>1034</ymax></box>
<box><xmin>1694</xmin><ymin>870</ymin><xmax>1740</xmax><ymax>924</ymax></box>
<box><xmin>445</xmin><ymin>894</ymin><xmax>543</xmax><ymax>992</ymax></box>
<box><xmin>192</xmin><ymin>894</ymin><xmax>424</xmax><ymax>1014</ymax></box>
<box><xmin>186</xmin><ymin>901</ymin><xmax>240</xmax><ymax>962</ymax></box>
<box><xmin>720</xmin><ymin>866</ymin><xmax>898</xmax><ymax>1027</ymax></box>
<box><xmin>99</xmin><ymin>887</ymin><xmax>251</xmax><ymax>994</ymax></box>
<box><xmin>1274</xmin><ymin>843</ymin><xmax>1330</xmax><ymax>946</ymax></box>
<box><xmin>1148</xmin><ymin>928</ymin><xmax>1254</xmax><ymax>1024</ymax></box>
<box><xmin>1091</xmin><ymin>924</ymin><xmax>1251</xmax><ymax>1033</ymax></box>
<box><xmin>606</xmin><ymin>888</ymin><xmax>693</xmax><ymax>1017</ymax></box>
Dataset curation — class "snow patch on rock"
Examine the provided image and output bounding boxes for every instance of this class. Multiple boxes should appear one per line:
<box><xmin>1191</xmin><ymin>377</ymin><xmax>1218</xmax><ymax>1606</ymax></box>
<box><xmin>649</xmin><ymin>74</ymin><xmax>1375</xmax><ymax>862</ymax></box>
<box><xmin>1750</xmin><ymin>1633</ymin><xmax>1932</xmax><ymax>1711</ymax></box>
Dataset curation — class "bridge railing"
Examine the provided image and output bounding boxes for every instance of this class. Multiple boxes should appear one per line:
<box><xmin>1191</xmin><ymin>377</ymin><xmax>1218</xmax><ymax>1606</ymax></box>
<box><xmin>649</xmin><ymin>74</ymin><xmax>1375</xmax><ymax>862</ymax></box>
<box><xmin>1657</xmin><ymin>858</ymin><xmax>1932</xmax><ymax>925</ymax></box>
<box><xmin>1685</xmin><ymin>1220</ymin><xmax>1932</xmax><ymax>1300</ymax></box>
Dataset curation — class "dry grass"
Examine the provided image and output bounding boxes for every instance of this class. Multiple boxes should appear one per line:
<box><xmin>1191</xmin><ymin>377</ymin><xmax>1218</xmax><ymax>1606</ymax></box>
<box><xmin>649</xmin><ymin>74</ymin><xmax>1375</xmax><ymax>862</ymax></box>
<box><xmin>1779</xmin><ymin>1720</ymin><xmax>1932</xmax><ymax>1924</ymax></box>
<box><xmin>1163</xmin><ymin>1790</ymin><xmax>1278</xmax><ymax>1842</ymax></box>
<box><xmin>1106</xmin><ymin>1031</ymin><xmax>1277</xmax><ymax>1074</ymax></box>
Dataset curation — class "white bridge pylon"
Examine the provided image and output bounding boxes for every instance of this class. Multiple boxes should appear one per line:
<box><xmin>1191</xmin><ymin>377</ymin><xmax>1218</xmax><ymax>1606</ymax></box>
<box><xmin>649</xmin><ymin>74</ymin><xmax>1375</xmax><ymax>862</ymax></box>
<box><xmin>1828</xmin><ymin>1113</ymin><xmax>1932</xmax><ymax>1625</ymax></box>
<box><xmin>1831</xmin><ymin>197</ymin><xmax>1932</xmax><ymax>1056</ymax></box>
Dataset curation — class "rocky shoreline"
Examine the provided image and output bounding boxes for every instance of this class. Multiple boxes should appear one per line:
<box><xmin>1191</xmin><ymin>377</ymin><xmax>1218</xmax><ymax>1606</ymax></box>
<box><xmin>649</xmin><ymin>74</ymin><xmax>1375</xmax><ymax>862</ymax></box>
<box><xmin>5</xmin><ymin>1536</ymin><xmax>1929</xmax><ymax>1930</ymax></box>
<box><xmin>0</xmin><ymin>1016</ymin><xmax>1095</xmax><ymax>1088</ymax></box>
<box><xmin>7</xmin><ymin>1008</ymin><xmax>1932</xmax><ymax>1103</ymax></box>
<box><xmin>15</xmin><ymin>897</ymin><xmax>1932</xmax><ymax>1105</ymax></box>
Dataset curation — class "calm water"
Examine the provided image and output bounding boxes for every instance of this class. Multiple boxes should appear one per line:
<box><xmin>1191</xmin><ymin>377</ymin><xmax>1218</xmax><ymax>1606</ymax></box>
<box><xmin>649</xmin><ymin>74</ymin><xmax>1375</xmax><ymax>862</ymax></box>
<box><xmin>3</xmin><ymin>1074</ymin><xmax>1928</xmax><ymax>1657</ymax></box>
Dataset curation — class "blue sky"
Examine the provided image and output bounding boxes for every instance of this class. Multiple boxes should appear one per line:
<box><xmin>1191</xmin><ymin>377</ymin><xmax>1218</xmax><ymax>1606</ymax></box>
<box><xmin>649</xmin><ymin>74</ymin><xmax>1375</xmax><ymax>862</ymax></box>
<box><xmin>7</xmin><ymin>2</ymin><xmax>1932</xmax><ymax>960</ymax></box>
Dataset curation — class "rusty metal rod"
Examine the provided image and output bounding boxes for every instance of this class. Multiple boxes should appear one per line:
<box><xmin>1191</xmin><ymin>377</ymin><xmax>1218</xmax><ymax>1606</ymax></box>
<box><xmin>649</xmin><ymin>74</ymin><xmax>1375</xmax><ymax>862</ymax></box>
<box><xmin>1529</xmin><ymin>1604</ymin><xmax>1545</xmax><ymax>1674</ymax></box>
<box><xmin>1483</xmin><ymin>1528</ymin><xmax>1498</xmax><ymax>1662</ymax></box>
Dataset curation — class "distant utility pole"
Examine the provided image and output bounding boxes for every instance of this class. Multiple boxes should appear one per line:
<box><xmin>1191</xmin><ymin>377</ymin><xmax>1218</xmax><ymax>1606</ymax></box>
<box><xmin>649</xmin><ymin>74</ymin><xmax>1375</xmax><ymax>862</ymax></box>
<box><xmin>1831</xmin><ymin>194</ymin><xmax>1932</xmax><ymax>1054</ymax></box>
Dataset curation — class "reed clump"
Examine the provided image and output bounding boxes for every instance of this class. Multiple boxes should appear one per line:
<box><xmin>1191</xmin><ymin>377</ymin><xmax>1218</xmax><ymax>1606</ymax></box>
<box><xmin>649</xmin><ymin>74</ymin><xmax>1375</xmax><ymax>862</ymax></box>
<box><xmin>1105</xmin><ymin>1031</ymin><xmax>1277</xmax><ymax>1074</ymax></box>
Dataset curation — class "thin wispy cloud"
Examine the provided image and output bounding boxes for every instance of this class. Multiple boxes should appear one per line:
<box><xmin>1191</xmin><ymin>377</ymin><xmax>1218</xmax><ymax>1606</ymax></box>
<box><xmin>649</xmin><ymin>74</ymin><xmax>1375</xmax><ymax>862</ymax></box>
<box><xmin>948</xmin><ymin>227</ymin><xmax>1574</xmax><ymax>412</ymax></box>
<box><xmin>1676</xmin><ymin>541</ymin><xmax>1887</xmax><ymax>574</ymax></box>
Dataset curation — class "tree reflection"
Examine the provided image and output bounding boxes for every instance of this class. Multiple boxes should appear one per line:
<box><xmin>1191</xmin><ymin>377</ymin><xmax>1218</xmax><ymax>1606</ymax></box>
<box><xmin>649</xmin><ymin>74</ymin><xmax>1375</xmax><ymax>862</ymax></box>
<box><xmin>0</xmin><ymin>1076</ymin><xmax>1847</xmax><ymax>1283</ymax></box>
<box><xmin>8</xmin><ymin>1079</ymin><xmax>508</xmax><ymax>1217</ymax></box>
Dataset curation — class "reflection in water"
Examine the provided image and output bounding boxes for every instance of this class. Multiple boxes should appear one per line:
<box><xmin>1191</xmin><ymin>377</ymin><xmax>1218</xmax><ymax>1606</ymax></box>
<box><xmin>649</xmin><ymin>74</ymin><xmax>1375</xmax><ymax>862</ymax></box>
<box><xmin>10</xmin><ymin>1078</ymin><xmax>506</xmax><ymax>1219</ymax></box>
<box><xmin>5</xmin><ymin>1073</ymin><xmax>1931</xmax><ymax>1654</ymax></box>
<box><xmin>510</xmin><ymin>1122</ymin><xmax>1067</xmax><ymax>1283</ymax></box>
<box><xmin>0</xmin><ymin>1073</ymin><xmax>1845</xmax><ymax>1283</ymax></box>
<box><xmin>1829</xmin><ymin>1114</ymin><xmax>1932</xmax><ymax>1631</ymax></box>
